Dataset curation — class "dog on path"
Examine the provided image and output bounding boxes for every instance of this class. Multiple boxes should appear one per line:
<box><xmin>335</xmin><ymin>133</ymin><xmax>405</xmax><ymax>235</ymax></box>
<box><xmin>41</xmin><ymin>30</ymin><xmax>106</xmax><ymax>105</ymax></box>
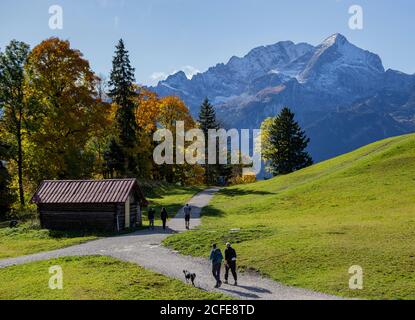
<box><xmin>183</xmin><ymin>270</ymin><xmax>196</xmax><ymax>286</ymax></box>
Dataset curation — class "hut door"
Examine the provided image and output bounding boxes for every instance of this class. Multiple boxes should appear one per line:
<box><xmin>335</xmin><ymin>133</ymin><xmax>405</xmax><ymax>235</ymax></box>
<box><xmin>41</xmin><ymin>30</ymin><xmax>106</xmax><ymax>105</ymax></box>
<box><xmin>125</xmin><ymin>196</ymin><xmax>130</xmax><ymax>228</ymax></box>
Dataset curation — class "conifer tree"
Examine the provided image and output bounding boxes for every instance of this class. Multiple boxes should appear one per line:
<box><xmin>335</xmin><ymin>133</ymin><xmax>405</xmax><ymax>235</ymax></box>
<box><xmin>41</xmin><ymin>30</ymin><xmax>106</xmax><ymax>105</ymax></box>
<box><xmin>198</xmin><ymin>98</ymin><xmax>219</xmax><ymax>184</ymax></box>
<box><xmin>267</xmin><ymin>107</ymin><xmax>313</xmax><ymax>175</ymax></box>
<box><xmin>103</xmin><ymin>138</ymin><xmax>125</xmax><ymax>178</ymax></box>
<box><xmin>108</xmin><ymin>39</ymin><xmax>138</xmax><ymax>174</ymax></box>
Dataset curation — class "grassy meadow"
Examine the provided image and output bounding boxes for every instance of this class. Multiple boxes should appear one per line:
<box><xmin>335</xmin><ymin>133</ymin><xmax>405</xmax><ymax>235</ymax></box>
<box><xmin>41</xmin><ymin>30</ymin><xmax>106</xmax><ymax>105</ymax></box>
<box><xmin>0</xmin><ymin>256</ymin><xmax>226</xmax><ymax>300</ymax></box>
<box><xmin>164</xmin><ymin>134</ymin><xmax>415</xmax><ymax>299</ymax></box>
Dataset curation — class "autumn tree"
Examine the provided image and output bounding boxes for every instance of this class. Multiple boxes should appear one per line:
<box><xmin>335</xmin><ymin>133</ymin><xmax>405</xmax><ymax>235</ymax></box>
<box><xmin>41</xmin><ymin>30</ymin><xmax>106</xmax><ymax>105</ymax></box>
<box><xmin>25</xmin><ymin>38</ymin><xmax>109</xmax><ymax>182</ymax></box>
<box><xmin>131</xmin><ymin>87</ymin><xmax>161</xmax><ymax>179</ymax></box>
<box><xmin>156</xmin><ymin>96</ymin><xmax>196</xmax><ymax>183</ymax></box>
<box><xmin>0</xmin><ymin>40</ymin><xmax>30</xmax><ymax>206</ymax></box>
<box><xmin>134</xmin><ymin>87</ymin><xmax>161</xmax><ymax>133</ymax></box>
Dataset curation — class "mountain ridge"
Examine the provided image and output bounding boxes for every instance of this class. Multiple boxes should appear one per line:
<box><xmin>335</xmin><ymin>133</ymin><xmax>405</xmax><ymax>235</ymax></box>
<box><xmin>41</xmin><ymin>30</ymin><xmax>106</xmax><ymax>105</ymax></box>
<box><xmin>150</xmin><ymin>33</ymin><xmax>415</xmax><ymax>163</ymax></box>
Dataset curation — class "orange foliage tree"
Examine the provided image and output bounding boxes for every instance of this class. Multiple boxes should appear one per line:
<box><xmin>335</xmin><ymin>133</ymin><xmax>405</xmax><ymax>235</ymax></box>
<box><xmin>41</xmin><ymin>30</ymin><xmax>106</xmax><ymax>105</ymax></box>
<box><xmin>133</xmin><ymin>90</ymin><xmax>204</xmax><ymax>184</ymax></box>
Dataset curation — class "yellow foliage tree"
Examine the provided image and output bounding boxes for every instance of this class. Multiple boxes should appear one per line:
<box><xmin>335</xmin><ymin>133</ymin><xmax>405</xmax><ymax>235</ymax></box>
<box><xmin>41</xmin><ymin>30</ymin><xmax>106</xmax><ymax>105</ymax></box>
<box><xmin>25</xmin><ymin>38</ymin><xmax>111</xmax><ymax>182</ymax></box>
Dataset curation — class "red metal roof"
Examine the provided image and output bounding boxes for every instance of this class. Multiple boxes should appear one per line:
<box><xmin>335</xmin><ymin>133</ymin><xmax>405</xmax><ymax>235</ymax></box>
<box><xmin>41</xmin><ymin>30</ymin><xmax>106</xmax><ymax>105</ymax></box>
<box><xmin>31</xmin><ymin>179</ymin><xmax>145</xmax><ymax>204</ymax></box>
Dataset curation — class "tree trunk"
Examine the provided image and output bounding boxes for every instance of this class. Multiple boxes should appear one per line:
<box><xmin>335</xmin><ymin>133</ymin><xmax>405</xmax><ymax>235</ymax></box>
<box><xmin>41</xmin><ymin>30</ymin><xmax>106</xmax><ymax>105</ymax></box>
<box><xmin>17</xmin><ymin>127</ymin><xmax>25</xmax><ymax>207</ymax></box>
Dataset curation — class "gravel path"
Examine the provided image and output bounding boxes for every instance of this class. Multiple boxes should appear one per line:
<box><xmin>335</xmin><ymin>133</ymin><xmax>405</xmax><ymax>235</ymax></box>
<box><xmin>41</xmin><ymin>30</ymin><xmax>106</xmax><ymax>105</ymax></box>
<box><xmin>0</xmin><ymin>188</ymin><xmax>341</xmax><ymax>300</ymax></box>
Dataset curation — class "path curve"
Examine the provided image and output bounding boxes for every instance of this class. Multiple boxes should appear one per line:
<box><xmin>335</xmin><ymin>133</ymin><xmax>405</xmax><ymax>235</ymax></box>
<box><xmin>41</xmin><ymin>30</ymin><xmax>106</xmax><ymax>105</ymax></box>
<box><xmin>0</xmin><ymin>188</ymin><xmax>341</xmax><ymax>300</ymax></box>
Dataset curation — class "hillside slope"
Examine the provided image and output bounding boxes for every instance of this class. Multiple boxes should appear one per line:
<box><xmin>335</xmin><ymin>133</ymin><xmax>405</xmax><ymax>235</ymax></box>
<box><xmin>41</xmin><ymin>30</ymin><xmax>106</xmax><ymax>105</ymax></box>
<box><xmin>164</xmin><ymin>134</ymin><xmax>415</xmax><ymax>299</ymax></box>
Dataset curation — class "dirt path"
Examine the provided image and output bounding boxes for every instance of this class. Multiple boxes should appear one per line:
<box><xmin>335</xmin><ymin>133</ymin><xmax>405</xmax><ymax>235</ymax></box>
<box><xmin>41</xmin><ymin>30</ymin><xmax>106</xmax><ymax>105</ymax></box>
<box><xmin>0</xmin><ymin>188</ymin><xmax>341</xmax><ymax>300</ymax></box>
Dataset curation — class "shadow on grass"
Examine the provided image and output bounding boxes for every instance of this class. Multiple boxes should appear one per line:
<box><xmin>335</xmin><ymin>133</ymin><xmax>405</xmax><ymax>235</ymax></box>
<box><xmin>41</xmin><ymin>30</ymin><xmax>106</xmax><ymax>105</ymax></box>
<box><xmin>48</xmin><ymin>226</ymin><xmax>143</xmax><ymax>239</ymax></box>
<box><xmin>200</xmin><ymin>205</ymin><xmax>225</xmax><ymax>218</ymax></box>
<box><xmin>142</xmin><ymin>183</ymin><xmax>203</xmax><ymax>200</ymax></box>
<box><xmin>218</xmin><ymin>188</ymin><xmax>275</xmax><ymax>197</ymax></box>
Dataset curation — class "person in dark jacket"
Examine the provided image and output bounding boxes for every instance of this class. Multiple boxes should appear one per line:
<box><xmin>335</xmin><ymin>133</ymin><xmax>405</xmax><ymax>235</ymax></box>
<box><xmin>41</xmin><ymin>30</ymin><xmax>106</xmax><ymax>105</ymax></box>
<box><xmin>183</xmin><ymin>204</ymin><xmax>191</xmax><ymax>229</ymax></box>
<box><xmin>224</xmin><ymin>242</ymin><xmax>237</xmax><ymax>285</ymax></box>
<box><xmin>160</xmin><ymin>207</ymin><xmax>168</xmax><ymax>230</ymax></box>
<box><xmin>209</xmin><ymin>243</ymin><xmax>223</xmax><ymax>288</ymax></box>
<box><xmin>147</xmin><ymin>208</ymin><xmax>155</xmax><ymax>230</ymax></box>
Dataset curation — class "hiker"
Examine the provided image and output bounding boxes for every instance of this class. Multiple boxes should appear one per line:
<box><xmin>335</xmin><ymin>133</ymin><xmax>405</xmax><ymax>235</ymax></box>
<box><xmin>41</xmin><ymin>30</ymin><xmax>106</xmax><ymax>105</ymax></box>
<box><xmin>147</xmin><ymin>208</ymin><xmax>155</xmax><ymax>230</ymax></box>
<box><xmin>184</xmin><ymin>204</ymin><xmax>191</xmax><ymax>229</ymax></box>
<box><xmin>224</xmin><ymin>242</ymin><xmax>238</xmax><ymax>286</ymax></box>
<box><xmin>160</xmin><ymin>207</ymin><xmax>168</xmax><ymax>230</ymax></box>
<box><xmin>209</xmin><ymin>243</ymin><xmax>223</xmax><ymax>288</ymax></box>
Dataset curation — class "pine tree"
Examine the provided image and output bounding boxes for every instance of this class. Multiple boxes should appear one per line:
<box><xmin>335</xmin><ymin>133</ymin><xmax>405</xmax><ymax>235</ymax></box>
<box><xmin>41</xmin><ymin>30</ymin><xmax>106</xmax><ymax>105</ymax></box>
<box><xmin>198</xmin><ymin>98</ymin><xmax>219</xmax><ymax>184</ymax></box>
<box><xmin>103</xmin><ymin>138</ymin><xmax>125</xmax><ymax>178</ymax></box>
<box><xmin>267</xmin><ymin>107</ymin><xmax>313</xmax><ymax>175</ymax></box>
<box><xmin>108</xmin><ymin>39</ymin><xmax>137</xmax><ymax>149</ymax></box>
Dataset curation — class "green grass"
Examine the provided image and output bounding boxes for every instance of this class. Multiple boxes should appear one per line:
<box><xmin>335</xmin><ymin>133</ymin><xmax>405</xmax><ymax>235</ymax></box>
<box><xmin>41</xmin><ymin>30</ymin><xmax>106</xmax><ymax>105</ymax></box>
<box><xmin>0</xmin><ymin>222</ymin><xmax>98</xmax><ymax>260</ymax></box>
<box><xmin>0</xmin><ymin>256</ymin><xmax>226</xmax><ymax>300</ymax></box>
<box><xmin>0</xmin><ymin>184</ymin><xmax>202</xmax><ymax>259</ymax></box>
<box><xmin>164</xmin><ymin>134</ymin><xmax>415</xmax><ymax>300</ymax></box>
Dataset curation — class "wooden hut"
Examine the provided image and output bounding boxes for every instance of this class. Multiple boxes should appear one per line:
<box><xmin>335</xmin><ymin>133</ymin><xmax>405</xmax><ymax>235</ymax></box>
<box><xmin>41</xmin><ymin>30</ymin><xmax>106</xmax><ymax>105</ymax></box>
<box><xmin>31</xmin><ymin>179</ymin><xmax>148</xmax><ymax>232</ymax></box>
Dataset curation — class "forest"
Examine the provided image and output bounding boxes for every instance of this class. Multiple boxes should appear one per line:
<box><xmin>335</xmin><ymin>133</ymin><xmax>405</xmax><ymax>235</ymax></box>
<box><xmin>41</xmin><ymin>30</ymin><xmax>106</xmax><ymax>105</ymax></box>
<box><xmin>0</xmin><ymin>37</ymin><xmax>236</xmax><ymax>218</ymax></box>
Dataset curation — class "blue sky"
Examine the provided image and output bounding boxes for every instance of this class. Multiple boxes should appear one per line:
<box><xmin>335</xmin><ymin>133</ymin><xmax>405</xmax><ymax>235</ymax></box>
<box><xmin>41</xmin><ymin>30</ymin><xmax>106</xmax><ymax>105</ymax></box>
<box><xmin>1</xmin><ymin>0</ymin><xmax>414</xmax><ymax>85</ymax></box>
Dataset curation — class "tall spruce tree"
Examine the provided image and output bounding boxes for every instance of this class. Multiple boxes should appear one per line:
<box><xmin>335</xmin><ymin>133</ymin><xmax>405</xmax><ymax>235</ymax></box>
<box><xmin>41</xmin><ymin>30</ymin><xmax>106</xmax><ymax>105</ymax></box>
<box><xmin>103</xmin><ymin>138</ymin><xmax>125</xmax><ymax>178</ymax></box>
<box><xmin>267</xmin><ymin>107</ymin><xmax>313</xmax><ymax>175</ymax></box>
<box><xmin>198</xmin><ymin>98</ymin><xmax>219</xmax><ymax>184</ymax></box>
<box><xmin>108</xmin><ymin>39</ymin><xmax>138</xmax><ymax>174</ymax></box>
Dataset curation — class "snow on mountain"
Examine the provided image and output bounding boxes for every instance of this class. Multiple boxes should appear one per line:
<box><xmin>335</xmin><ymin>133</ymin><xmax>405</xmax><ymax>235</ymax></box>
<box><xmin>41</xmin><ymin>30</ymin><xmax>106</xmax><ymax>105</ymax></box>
<box><xmin>150</xmin><ymin>33</ymin><xmax>415</xmax><ymax>163</ymax></box>
<box><xmin>151</xmin><ymin>39</ymin><xmax>316</xmax><ymax>109</ymax></box>
<box><xmin>299</xmin><ymin>34</ymin><xmax>384</xmax><ymax>95</ymax></box>
<box><xmin>151</xmin><ymin>33</ymin><xmax>388</xmax><ymax>112</ymax></box>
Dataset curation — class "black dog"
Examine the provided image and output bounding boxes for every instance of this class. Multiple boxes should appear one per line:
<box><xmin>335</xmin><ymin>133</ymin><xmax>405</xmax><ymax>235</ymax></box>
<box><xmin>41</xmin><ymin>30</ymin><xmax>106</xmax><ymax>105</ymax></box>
<box><xmin>183</xmin><ymin>270</ymin><xmax>196</xmax><ymax>286</ymax></box>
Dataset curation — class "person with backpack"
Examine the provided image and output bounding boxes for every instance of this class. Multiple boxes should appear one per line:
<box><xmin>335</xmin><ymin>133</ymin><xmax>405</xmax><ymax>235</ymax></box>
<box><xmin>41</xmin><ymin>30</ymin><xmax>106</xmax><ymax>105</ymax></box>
<box><xmin>183</xmin><ymin>204</ymin><xmax>191</xmax><ymax>229</ymax></box>
<box><xmin>209</xmin><ymin>243</ymin><xmax>224</xmax><ymax>288</ymax></box>
<box><xmin>160</xmin><ymin>207</ymin><xmax>168</xmax><ymax>230</ymax></box>
<box><xmin>224</xmin><ymin>242</ymin><xmax>238</xmax><ymax>286</ymax></box>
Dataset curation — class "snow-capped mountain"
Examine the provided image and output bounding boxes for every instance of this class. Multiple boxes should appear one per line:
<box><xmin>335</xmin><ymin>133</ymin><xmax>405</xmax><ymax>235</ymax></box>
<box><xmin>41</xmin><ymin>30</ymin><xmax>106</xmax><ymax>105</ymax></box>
<box><xmin>151</xmin><ymin>33</ymin><xmax>415</xmax><ymax>163</ymax></box>
<box><xmin>153</xmin><ymin>40</ymin><xmax>316</xmax><ymax>107</ymax></box>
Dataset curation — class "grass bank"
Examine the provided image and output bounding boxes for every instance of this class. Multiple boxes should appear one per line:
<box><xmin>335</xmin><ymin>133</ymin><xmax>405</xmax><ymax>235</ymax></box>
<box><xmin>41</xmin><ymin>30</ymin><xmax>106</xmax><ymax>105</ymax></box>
<box><xmin>0</xmin><ymin>256</ymin><xmax>226</xmax><ymax>300</ymax></box>
<box><xmin>164</xmin><ymin>134</ymin><xmax>415</xmax><ymax>299</ymax></box>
